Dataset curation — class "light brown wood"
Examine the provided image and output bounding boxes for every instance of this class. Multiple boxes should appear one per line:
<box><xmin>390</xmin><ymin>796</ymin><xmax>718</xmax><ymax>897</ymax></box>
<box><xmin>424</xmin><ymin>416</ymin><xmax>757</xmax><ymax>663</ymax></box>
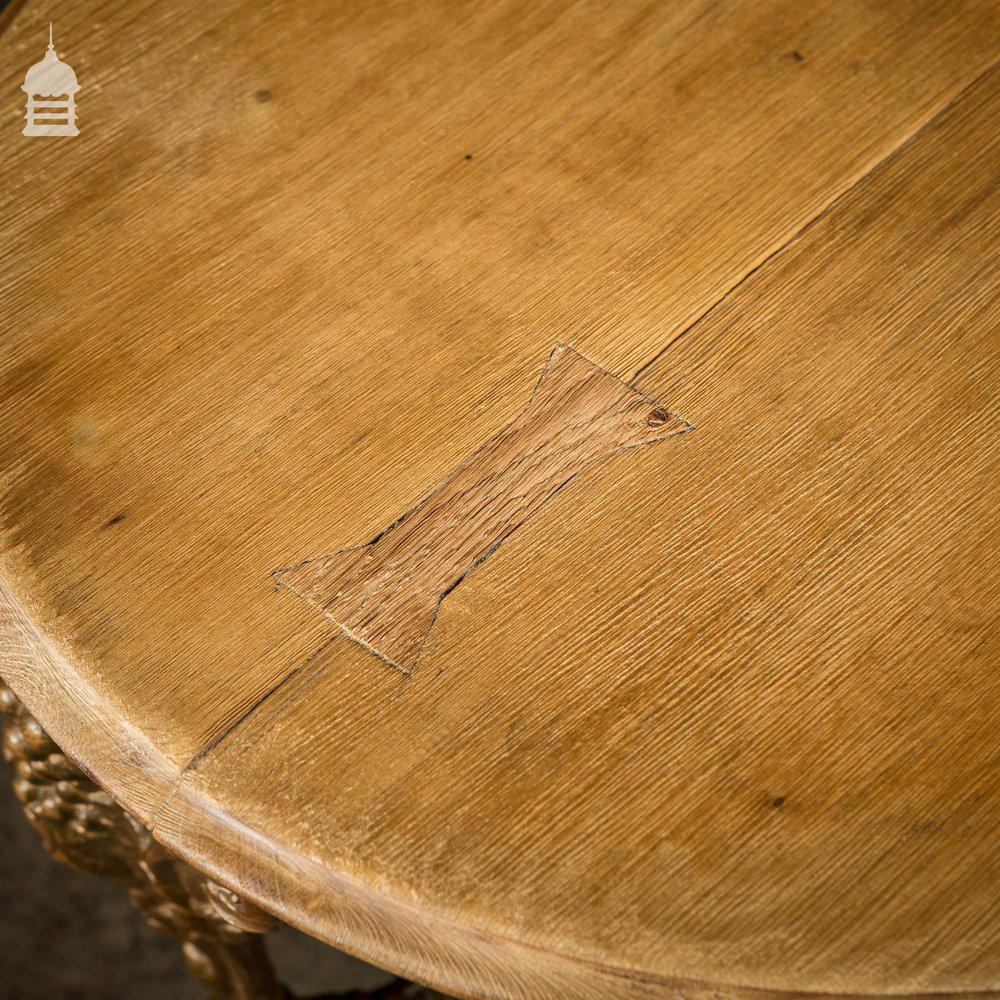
<box><xmin>276</xmin><ymin>343</ymin><xmax>689</xmax><ymax>673</ymax></box>
<box><xmin>1</xmin><ymin>1</ymin><xmax>998</xmax><ymax>998</ymax></box>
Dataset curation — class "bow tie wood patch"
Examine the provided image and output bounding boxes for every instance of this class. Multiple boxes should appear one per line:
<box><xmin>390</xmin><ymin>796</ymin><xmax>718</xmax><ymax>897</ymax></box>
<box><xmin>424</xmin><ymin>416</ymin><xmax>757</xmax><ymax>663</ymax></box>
<box><xmin>273</xmin><ymin>343</ymin><xmax>692</xmax><ymax>674</ymax></box>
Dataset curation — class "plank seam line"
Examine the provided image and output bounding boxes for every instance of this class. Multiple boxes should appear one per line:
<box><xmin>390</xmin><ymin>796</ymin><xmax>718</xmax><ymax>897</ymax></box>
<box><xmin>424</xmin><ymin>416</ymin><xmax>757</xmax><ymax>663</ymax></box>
<box><xmin>631</xmin><ymin>52</ymin><xmax>1000</xmax><ymax>384</ymax></box>
<box><xmin>147</xmin><ymin>636</ymin><xmax>338</xmax><ymax>835</ymax></box>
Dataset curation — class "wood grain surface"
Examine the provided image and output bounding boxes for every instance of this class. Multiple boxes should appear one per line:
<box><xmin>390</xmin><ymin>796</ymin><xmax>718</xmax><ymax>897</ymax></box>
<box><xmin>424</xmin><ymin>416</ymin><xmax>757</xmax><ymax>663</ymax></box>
<box><xmin>1</xmin><ymin>1</ymin><xmax>998</xmax><ymax>998</ymax></box>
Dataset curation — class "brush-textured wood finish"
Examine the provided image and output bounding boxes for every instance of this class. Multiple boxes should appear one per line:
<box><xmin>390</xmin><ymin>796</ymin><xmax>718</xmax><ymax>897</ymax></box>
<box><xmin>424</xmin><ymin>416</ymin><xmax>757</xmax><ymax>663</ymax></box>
<box><xmin>1</xmin><ymin>1</ymin><xmax>998</xmax><ymax>998</ymax></box>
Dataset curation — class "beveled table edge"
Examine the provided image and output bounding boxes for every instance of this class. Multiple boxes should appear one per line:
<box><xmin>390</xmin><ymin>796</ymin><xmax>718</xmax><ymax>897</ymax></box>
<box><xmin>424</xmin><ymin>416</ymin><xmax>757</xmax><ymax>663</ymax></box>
<box><xmin>1</xmin><ymin>575</ymin><xmax>996</xmax><ymax>1000</ymax></box>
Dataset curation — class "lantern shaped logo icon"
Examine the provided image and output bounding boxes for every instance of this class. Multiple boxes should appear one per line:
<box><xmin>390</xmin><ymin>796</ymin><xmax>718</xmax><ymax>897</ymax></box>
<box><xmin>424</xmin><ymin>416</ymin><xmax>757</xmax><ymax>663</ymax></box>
<box><xmin>22</xmin><ymin>24</ymin><xmax>80</xmax><ymax>136</ymax></box>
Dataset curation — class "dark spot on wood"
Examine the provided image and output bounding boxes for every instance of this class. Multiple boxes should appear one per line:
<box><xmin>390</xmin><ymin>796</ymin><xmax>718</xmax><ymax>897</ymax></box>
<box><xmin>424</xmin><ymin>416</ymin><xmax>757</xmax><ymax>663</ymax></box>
<box><xmin>790</xmin><ymin>50</ymin><xmax>804</xmax><ymax>62</ymax></box>
<box><xmin>771</xmin><ymin>796</ymin><xmax>786</xmax><ymax>809</ymax></box>
<box><xmin>103</xmin><ymin>511</ymin><xmax>128</xmax><ymax>529</ymax></box>
<box><xmin>464</xmin><ymin>153</ymin><xmax>473</xmax><ymax>161</ymax></box>
<box><xmin>255</xmin><ymin>89</ymin><xmax>272</xmax><ymax>103</ymax></box>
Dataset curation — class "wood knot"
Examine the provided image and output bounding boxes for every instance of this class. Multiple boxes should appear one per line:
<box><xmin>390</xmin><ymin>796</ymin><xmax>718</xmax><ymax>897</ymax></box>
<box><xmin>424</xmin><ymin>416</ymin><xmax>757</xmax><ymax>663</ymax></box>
<box><xmin>646</xmin><ymin>406</ymin><xmax>673</xmax><ymax>427</ymax></box>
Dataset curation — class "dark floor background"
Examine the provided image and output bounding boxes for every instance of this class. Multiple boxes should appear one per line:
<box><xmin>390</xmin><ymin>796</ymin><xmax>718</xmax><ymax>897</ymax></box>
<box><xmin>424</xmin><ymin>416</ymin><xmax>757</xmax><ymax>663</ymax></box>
<box><xmin>0</xmin><ymin>765</ymin><xmax>395</xmax><ymax>999</ymax></box>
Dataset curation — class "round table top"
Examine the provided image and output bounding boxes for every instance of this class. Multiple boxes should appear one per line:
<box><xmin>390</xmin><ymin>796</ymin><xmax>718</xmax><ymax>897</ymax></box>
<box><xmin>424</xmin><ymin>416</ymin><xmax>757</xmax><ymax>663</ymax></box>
<box><xmin>2</xmin><ymin>2</ymin><xmax>998</xmax><ymax>998</ymax></box>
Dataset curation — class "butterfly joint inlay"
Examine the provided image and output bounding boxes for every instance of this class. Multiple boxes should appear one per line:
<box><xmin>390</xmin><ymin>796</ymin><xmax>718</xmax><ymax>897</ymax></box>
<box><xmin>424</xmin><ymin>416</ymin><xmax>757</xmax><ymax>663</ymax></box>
<box><xmin>273</xmin><ymin>342</ymin><xmax>692</xmax><ymax>674</ymax></box>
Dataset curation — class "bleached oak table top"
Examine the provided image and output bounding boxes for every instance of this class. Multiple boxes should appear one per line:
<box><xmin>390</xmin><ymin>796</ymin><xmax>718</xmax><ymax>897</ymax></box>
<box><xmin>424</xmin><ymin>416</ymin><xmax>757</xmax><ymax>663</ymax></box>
<box><xmin>1</xmin><ymin>1</ymin><xmax>998</xmax><ymax>997</ymax></box>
